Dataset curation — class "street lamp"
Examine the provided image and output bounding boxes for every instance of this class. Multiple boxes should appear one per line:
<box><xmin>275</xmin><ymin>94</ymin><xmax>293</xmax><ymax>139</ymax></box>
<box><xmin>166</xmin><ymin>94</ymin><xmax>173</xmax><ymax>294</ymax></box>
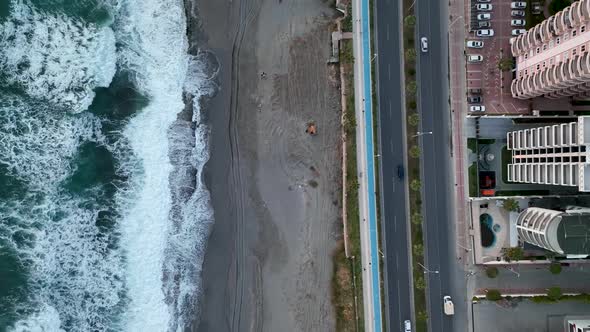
<box><xmin>412</xmin><ymin>131</ymin><xmax>433</xmax><ymax>138</ymax></box>
<box><xmin>458</xmin><ymin>243</ymin><xmax>472</xmax><ymax>252</ymax></box>
<box><xmin>417</xmin><ymin>262</ymin><xmax>439</xmax><ymax>274</ymax></box>
<box><xmin>371</xmin><ymin>53</ymin><xmax>377</xmax><ymax>62</ymax></box>
<box><xmin>506</xmin><ymin>267</ymin><xmax>520</xmax><ymax>277</ymax></box>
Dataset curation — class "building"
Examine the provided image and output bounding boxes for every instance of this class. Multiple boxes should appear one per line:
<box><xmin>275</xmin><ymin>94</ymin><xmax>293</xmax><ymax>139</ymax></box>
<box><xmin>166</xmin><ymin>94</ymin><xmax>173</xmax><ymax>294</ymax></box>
<box><xmin>510</xmin><ymin>0</ymin><xmax>590</xmax><ymax>99</ymax></box>
<box><xmin>515</xmin><ymin>207</ymin><xmax>590</xmax><ymax>255</ymax></box>
<box><xmin>506</xmin><ymin>116</ymin><xmax>590</xmax><ymax>191</ymax></box>
<box><xmin>567</xmin><ymin>317</ymin><xmax>590</xmax><ymax>332</ymax></box>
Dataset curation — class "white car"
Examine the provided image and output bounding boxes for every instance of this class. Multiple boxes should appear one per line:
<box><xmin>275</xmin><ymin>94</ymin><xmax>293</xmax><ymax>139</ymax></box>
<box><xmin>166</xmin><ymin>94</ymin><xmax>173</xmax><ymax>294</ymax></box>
<box><xmin>420</xmin><ymin>37</ymin><xmax>428</xmax><ymax>52</ymax></box>
<box><xmin>467</xmin><ymin>54</ymin><xmax>483</xmax><ymax>62</ymax></box>
<box><xmin>477</xmin><ymin>0</ymin><xmax>491</xmax><ymax>2</ymax></box>
<box><xmin>404</xmin><ymin>320</ymin><xmax>412</xmax><ymax>332</ymax></box>
<box><xmin>511</xmin><ymin>1</ymin><xmax>526</xmax><ymax>8</ymax></box>
<box><xmin>511</xmin><ymin>9</ymin><xmax>525</xmax><ymax>16</ymax></box>
<box><xmin>511</xmin><ymin>19</ymin><xmax>525</xmax><ymax>26</ymax></box>
<box><xmin>470</xmin><ymin>105</ymin><xmax>486</xmax><ymax>112</ymax></box>
<box><xmin>476</xmin><ymin>3</ymin><xmax>492</xmax><ymax>10</ymax></box>
<box><xmin>466</xmin><ymin>40</ymin><xmax>484</xmax><ymax>48</ymax></box>
<box><xmin>477</xmin><ymin>13</ymin><xmax>491</xmax><ymax>20</ymax></box>
<box><xmin>476</xmin><ymin>29</ymin><xmax>494</xmax><ymax>37</ymax></box>
<box><xmin>512</xmin><ymin>29</ymin><xmax>526</xmax><ymax>36</ymax></box>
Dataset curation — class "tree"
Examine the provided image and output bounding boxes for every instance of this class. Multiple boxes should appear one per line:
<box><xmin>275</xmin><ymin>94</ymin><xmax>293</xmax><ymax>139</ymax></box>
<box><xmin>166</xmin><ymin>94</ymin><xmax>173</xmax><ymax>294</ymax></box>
<box><xmin>549</xmin><ymin>0</ymin><xmax>572</xmax><ymax>15</ymax></box>
<box><xmin>411</xmin><ymin>212</ymin><xmax>423</xmax><ymax>226</ymax></box>
<box><xmin>547</xmin><ymin>286</ymin><xmax>563</xmax><ymax>301</ymax></box>
<box><xmin>485</xmin><ymin>289</ymin><xmax>502</xmax><ymax>301</ymax></box>
<box><xmin>485</xmin><ymin>266</ymin><xmax>499</xmax><ymax>278</ymax></box>
<box><xmin>502</xmin><ymin>247</ymin><xmax>525</xmax><ymax>262</ymax></box>
<box><xmin>409</xmin><ymin>145</ymin><xmax>421</xmax><ymax>158</ymax></box>
<box><xmin>413</xmin><ymin>243</ymin><xmax>424</xmax><ymax>256</ymax></box>
<box><xmin>410</xmin><ymin>179</ymin><xmax>422</xmax><ymax>192</ymax></box>
<box><xmin>549</xmin><ymin>263</ymin><xmax>562</xmax><ymax>275</ymax></box>
<box><xmin>408</xmin><ymin>113</ymin><xmax>420</xmax><ymax>126</ymax></box>
<box><xmin>406</xmin><ymin>80</ymin><xmax>417</xmax><ymax>95</ymax></box>
<box><xmin>498</xmin><ymin>57</ymin><xmax>515</xmax><ymax>71</ymax></box>
<box><xmin>415</xmin><ymin>275</ymin><xmax>426</xmax><ymax>290</ymax></box>
<box><xmin>405</xmin><ymin>48</ymin><xmax>417</xmax><ymax>62</ymax></box>
<box><xmin>404</xmin><ymin>15</ymin><xmax>417</xmax><ymax>27</ymax></box>
<box><xmin>408</xmin><ymin>99</ymin><xmax>417</xmax><ymax>110</ymax></box>
<box><xmin>502</xmin><ymin>198</ymin><xmax>520</xmax><ymax>212</ymax></box>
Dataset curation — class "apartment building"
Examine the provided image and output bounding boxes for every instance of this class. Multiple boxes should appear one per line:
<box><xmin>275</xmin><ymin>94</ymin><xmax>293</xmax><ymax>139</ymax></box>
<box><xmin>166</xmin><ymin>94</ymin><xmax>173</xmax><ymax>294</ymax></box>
<box><xmin>567</xmin><ymin>317</ymin><xmax>590</xmax><ymax>332</ymax></box>
<box><xmin>510</xmin><ymin>0</ymin><xmax>590</xmax><ymax>99</ymax></box>
<box><xmin>515</xmin><ymin>207</ymin><xmax>590</xmax><ymax>255</ymax></box>
<box><xmin>506</xmin><ymin>116</ymin><xmax>590</xmax><ymax>191</ymax></box>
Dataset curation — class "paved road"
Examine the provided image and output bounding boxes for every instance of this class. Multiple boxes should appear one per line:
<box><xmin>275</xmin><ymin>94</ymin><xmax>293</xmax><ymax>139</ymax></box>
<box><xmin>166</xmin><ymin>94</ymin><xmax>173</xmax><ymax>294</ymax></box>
<box><xmin>415</xmin><ymin>0</ymin><xmax>461</xmax><ymax>331</ymax></box>
<box><xmin>373</xmin><ymin>0</ymin><xmax>413</xmax><ymax>331</ymax></box>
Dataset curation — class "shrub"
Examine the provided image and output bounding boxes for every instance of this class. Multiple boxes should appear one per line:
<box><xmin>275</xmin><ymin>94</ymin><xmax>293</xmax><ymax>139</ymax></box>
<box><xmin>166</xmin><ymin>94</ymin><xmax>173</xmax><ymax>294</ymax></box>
<box><xmin>502</xmin><ymin>198</ymin><xmax>519</xmax><ymax>212</ymax></box>
<box><xmin>408</xmin><ymin>68</ymin><xmax>416</xmax><ymax>77</ymax></box>
<box><xmin>408</xmin><ymin>99</ymin><xmax>417</xmax><ymax>110</ymax></box>
<box><xmin>547</xmin><ymin>286</ymin><xmax>563</xmax><ymax>301</ymax></box>
<box><xmin>410</xmin><ymin>179</ymin><xmax>421</xmax><ymax>192</ymax></box>
<box><xmin>406</xmin><ymin>80</ymin><xmax>417</xmax><ymax>95</ymax></box>
<box><xmin>415</xmin><ymin>275</ymin><xmax>425</xmax><ymax>290</ymax></box>
<box><xmin>485</xmin><ymin>267</ymin><xmax>499</xmax><ymax>278</ymax></box>
<box><xmin>411</xmin><ymin>212</ymin><xmax>423</xmax><ymax>225</ymax></box>
<box><xmin>404</xmin><ymin>15</ymin><xmax>417</xmax><ymax>27</ymax></box>
<box><xmin>413</xmin><ymin>243</ymin><xmax>424</xmax><ymax>256</ymax></box>
<box><xmin>502</xmin><ymin>247</ymin><xmax>524</xmax><ymax>262</ymax></box>
<box><xmin>549</xmin><ymin>263</ymin><xmax>562</xmax><ymax>275</ymax></box>
<box><xmin>416</xmin><ymin>310</ymin><xmax>428</xmax><ymax>321</ymax></box>
<box><xmin>409</xmin><ymin>145</ymin><xmax>421</xmax><ymax>158</ymax></box>
<box><xmin>485</xmin><ymin>289</ymin><xmax>502</xmax><ymax>301</ymax></box>
<box><xmin>405</xmin><ymin>48</ymin><xmax>417</xmax><ymax>62</ymax></box>
<box><xmin>498</xmin><ymin>57</ymin><xmax>515</xmax><ymax>71</ymax></box>
<box><xmin>408</xmin><ymin>113</ymin><xmax>420</xmax><ymax>126</ymax></box>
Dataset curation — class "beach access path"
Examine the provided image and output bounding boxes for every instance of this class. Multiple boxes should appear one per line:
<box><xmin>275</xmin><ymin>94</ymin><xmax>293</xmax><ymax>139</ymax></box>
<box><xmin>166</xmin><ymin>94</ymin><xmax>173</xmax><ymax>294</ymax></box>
<box><xmin>351</xmin><ymin>0</ymin><xmax>383</xmax><ymax>329</ymax></box>
<box><xmin>194</xmin><ymin>0</ymin><xmax>343</xmax><ymax>331</ymax></box>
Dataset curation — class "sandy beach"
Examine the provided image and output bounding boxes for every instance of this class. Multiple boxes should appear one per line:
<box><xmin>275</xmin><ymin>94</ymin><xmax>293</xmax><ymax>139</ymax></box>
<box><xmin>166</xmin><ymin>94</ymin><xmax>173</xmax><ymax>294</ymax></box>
<box><xmin>188</xmin><ymin>0</ymin><xmax>343</xmax><ymax>330</ymax></box>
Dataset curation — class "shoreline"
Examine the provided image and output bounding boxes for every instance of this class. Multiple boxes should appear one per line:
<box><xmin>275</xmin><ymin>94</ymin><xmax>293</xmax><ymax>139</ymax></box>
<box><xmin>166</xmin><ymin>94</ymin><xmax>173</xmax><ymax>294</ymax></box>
<box><xmin>188</xmin><ymin>0</ymin><xmax>342</xmax><ymax>331</ymax></box>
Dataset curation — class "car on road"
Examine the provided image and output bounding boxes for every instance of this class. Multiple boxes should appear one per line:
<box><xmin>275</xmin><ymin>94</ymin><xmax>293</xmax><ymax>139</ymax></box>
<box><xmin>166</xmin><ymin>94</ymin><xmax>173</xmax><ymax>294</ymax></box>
<box><xmin>477</xmin><ymin>0</ymin><xmax>491</xmax><ymax>2</ymax></box>
<box><xmin>511</xmin><ymin>19</ymin><xmax>525</xmax><ymax>26</ymax></box>
<box><xmin>404</xmin><ymin>320</ymin><xmax>412</xmax><ymax>332</ymax></box>
<box><xmin>466</xmin><ymin>40</ymin><xmax>484</xmax><ymax>48</ymax></box>
<box><xmin>467</xmin><ymin>96</ymin><xmax>482</xmax><ymax>103</ymax></box>
<box><xmin>443</xmin><ymin>296</ymin><xmax>455</xmax><ymax>315</ymax></box>
<box><xmin>478</xmin><ymin>21</ymin><xmax>491</xmax><ymax>28</ymax></box>
<box><xmin>397</xmin><ymin>165</ymin><xmax>404</xmax><ymax>180</ymax></box>
<box><xmin>477</xmin><ymin>13</ymin><xmax>491</xmax><ymax>20</ymax></box>
<box><xmin>469</xmin><ymin>88</ymin><xmax>482</xmax><ymax>94</ymax></box>
<box><xmin>511</xmin><ymin>1</ymin><xmax>526</xmax><ymax>8</ymax></box>
<box><xmin>476</xmin><ymin>3</ymin><xmax>492</xmax><ymax>10</ymax></box>
<box><xmin>467</xmin><ymin>54</ymin><xmax>483</xmax><ymax>63</ymax></box>
<box><xmin>476</xmin><ymin>29</ymin><xmax>494</xmax><ymax>37</ymax></box>
<box><xmin>512</xmin><ymin>29</ymin><xmax>526</xmax><ymax>36</ymax></box>
<box><xmin>420</xmin><ymin>37</ymin><xmax>428</xmax><ymax>52</ymax></box>
<box><xmin>470</xmin><ymin>105</ymin><xmax>486</xmax><ymax>112</ymax></box>
<box><xmin>511</xmin><ymin>9</ymin><xmax>525</xmax><ymax>16</ymax></box>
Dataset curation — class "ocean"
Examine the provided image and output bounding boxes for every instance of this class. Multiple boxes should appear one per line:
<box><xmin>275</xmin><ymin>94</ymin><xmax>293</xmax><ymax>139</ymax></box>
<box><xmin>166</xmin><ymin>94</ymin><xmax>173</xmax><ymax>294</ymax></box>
<box><xmin>0</xmin><ymin>0</ymin><xmax>216</xmax><ymax>331</ymax></box>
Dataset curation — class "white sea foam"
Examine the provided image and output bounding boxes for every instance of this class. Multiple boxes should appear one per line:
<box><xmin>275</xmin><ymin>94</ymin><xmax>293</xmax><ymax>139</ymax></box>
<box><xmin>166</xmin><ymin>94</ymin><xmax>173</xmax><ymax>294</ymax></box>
<box><xmin>0</xmin><ymin>0</ymin><xmax>116</xmax><ymax>113</ymax></box>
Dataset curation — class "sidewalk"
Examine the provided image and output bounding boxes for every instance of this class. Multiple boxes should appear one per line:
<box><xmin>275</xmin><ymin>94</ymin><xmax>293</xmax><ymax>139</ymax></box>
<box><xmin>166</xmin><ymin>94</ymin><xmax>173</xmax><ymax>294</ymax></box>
<box><xmin>351</xmin><ymin>0</ymin><xmax>382</xmax><ymax>330</ymax></box>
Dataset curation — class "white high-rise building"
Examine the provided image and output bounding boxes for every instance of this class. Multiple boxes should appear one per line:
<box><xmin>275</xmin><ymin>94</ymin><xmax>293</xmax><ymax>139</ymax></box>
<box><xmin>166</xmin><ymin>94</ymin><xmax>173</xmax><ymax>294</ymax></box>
<box><xmin>567</xmin><ymin>317</ymin><xmax>590</xmax><ymax>332</ymax></box>
<box><xmin>516</xmin><ymin>207</ymin><xmax>590</xmax><ymax>255</ymax></box>
<box><xmin>506</xmin><ymin>116</ymin><xmax>590</xmax><ymax>191</ymax></box>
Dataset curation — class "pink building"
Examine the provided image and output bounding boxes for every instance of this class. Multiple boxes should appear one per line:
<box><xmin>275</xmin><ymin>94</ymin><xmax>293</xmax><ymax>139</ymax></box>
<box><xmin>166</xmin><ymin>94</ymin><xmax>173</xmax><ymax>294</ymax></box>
<box><xmin>511</xmin><ymin>0</ymin><xmax>590</xmax><ymax>99</ymax></box>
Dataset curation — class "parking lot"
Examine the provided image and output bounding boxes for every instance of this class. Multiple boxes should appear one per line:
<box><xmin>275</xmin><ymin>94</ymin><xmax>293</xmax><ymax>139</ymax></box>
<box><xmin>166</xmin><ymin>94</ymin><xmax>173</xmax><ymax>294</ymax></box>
<box><xmin>465</xmin><ymin>0</ymin><xmax>530</xmax><ymax>114</ymax></box>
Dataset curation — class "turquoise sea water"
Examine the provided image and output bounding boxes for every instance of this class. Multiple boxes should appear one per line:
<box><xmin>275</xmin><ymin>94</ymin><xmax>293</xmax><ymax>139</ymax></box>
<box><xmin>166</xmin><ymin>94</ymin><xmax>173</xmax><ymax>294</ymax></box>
<box><xmin>0</xmin><ymin>0</ymin><xmax>215</xmax><ymax>330</ymax></box>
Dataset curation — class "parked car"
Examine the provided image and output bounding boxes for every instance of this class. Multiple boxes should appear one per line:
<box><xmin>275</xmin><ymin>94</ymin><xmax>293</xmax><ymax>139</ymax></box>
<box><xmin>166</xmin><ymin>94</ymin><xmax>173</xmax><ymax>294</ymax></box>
<box><xmin>511</xmin><ymin>19</ymin><xmax>525</xmax><ymax>26</ymax></box>
<box><xmin>470</xmin><ymin>105</ymin><xmax>486</xmax><ymax>112</ymax></box>
<box><xmin>467</xmin><ymin>96</ymin><xmax>482</xmax><ymax>103</ymax></box>
<box><xmin>420</xmin><ymin>37</ymin><xmax>428</xmax><ymax>52</ymax></box>
<box><xmin>467</xmin><ymin>54</ymin><xmax>483</xmax><ymax>62</ymax></box>
<box><xmin>466</xmin><ymin>40</ymin><xmax>484</xmax><ymax>48</ymax></box>
<box><xmin>512</xmin><ymin>29</ymin><xmax>526</xmax><ymax>36</ymax></box>
<box><xmin>476</xmin><ymin>29</ymin><xmax>494</xmax><ymax>37</ymax></box>
<box><xmin>477</xmin><ymin>13</ymin><xmax>491</xmax><ymax>20</ymax></box>
<box><xmin>478</xmin><ymin>21</ymin><xmax>491</xmax><ymax>28</ymax></box>
<box><xmin>469</xmin><ymin>88</ymin><xmax>482</xmax><ymax>94</ymax></box>
<box><xmin>511</xmin><ymin>1</ymin><xmax>526</xmax><ymax>8</ymax></box>
<box><xmin>404</xmin><ymin>320</ymin><xmax>412</xmax><ymax>332</ymax></box>
<box><xmin>476</xmin><ymin>3</ymin><xmax>492</xmax><ymax>10</ymax></box>
<box><xmin>511</xmin><ymin>9</ymin><xmax>525</xmax><ymax>16</ymax></box>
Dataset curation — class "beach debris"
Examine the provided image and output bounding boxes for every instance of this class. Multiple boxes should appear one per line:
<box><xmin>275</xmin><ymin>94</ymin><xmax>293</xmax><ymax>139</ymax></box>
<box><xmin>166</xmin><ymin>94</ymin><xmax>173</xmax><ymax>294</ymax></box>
<box><xmin>305</xmin><ymin>121</ymin><xmax>317</xmax><ymax>135</ymax></box>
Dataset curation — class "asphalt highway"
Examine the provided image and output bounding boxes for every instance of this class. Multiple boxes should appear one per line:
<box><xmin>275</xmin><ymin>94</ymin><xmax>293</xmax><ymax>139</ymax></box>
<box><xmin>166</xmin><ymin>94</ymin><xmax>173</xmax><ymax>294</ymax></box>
<box><xmin>415</xmin><ymin>0</ymin><xmax>457</xmax><ymax>331</ymax></box>
<box><xmin>373</xmin><ymin>0</ymin><xmax>413</xmax><ymax>331</ymax></box>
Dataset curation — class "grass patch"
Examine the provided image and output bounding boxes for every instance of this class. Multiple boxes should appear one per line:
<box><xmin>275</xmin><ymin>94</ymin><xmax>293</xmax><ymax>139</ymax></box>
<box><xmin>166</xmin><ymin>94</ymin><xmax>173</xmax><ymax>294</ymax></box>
<box><xmin>469</xmin><ymin>162</ymin><xmax>478</xmax><ymax>197</ymax></box>
<box><xmin>478</xmin><ymin>139</ymin><xmax>495</xmax><ymax>145</ymax></box>
<box><xmin>501</xmin><ymin>146</ymin><xmax>511</xmax><ymax>183</ymax></box>
<box><xmin>467</xmin><ymin>138</ymin><xmax>477</xmax><ymax>154</ymax></box>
